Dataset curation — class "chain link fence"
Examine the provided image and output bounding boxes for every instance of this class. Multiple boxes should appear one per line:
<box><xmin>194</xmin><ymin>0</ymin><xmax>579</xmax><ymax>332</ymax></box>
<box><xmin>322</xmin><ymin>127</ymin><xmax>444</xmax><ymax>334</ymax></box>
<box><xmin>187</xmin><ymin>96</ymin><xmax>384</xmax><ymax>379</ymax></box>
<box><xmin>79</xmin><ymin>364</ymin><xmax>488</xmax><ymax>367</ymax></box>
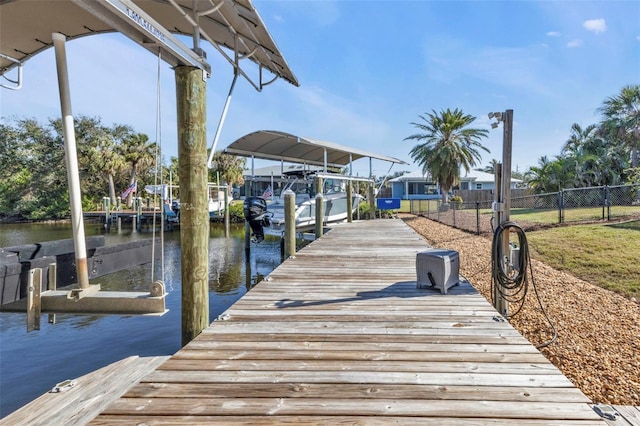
<box><xmin>410</xmin><ymin>184</ymin><xmax>640</xmax><ymax>234</ymax></box>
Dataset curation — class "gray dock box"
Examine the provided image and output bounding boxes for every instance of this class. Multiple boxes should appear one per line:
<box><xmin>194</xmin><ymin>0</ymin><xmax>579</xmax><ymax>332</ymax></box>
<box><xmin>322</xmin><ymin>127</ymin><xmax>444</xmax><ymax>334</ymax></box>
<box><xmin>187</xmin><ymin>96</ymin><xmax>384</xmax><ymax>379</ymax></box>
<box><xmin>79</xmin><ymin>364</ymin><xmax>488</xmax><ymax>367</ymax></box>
<box><xmin>416</xmin><ymin>249</ymin><xmax>460</xmax><ymax>294</ymax></box>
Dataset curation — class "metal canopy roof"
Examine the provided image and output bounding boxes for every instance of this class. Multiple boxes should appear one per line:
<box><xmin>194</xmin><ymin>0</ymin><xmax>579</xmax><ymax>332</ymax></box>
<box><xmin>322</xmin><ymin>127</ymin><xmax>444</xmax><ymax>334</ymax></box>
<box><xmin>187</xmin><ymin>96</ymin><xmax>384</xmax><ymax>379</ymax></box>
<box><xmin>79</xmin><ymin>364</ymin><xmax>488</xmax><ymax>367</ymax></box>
<box><xmin>224</xmin><ymin>130</ymin><xmax>408</xmax><ymax>168</ymax></box>
<box><xmin>0</xmin><ymin>0</ymin><xmax>298</xmax><ymax>88</ymax></box>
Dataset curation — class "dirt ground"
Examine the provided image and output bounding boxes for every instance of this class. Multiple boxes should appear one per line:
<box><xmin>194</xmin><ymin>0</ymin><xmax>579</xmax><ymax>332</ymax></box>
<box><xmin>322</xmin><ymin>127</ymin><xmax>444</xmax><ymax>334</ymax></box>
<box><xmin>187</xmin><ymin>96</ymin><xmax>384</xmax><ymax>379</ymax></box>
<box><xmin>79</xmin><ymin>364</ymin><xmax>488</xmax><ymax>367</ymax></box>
<box><xmin>400</xmin><ymin>213</ymin><xmax>640</xmax><ymax>406</ymax></box>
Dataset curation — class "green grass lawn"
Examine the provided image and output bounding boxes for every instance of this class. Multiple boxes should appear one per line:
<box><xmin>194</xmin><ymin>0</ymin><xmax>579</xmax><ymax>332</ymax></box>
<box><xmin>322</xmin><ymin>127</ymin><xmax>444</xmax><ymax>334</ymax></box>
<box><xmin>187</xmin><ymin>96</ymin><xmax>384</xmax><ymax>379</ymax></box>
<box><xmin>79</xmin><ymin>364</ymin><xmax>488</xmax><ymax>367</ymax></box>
<box><xmin>477</xmin><ymin>205</ymin><xmax>640</xmax><ymax>224</ymax></box>
<box><xmin>525</xmin><ymin>220</ymin><xmax>640</xmax><ymax>299</ymax></box>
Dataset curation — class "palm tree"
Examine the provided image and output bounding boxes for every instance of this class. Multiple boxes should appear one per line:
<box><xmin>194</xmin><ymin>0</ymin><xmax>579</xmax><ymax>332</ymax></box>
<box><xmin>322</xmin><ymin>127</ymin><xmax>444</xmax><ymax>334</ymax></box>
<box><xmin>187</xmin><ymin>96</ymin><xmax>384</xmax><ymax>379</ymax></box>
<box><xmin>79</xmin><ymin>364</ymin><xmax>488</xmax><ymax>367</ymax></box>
<box><xmin>121</xmin><ymin>132</ymin><xmax>156</xmax><ymax>206</ymax></box>
<box><xmin>525</xmin><ymin>155</ymin><xmax>578</xmax><ymax>193</ymax></box>
<box><xmin>404</xmin><ymin>108</ymin><xmax>489</xmax><ymax>204</ymax></box>
<box><xmin>477</xmin><ymin>158</ymin><xmax>500</xmax><ymax>174</ymax></box>
<box><xmin>209</xmin><ymin>151</ymin><xmax>246</xmax><ymax>196</ymax></box>
<box><xmin>102</xmin><ymin>125</ymin><xmax>130</xmax><ymax>204</ymax></box>
<box><xmin>562</xmin><ymin>123</ymin><xmax>598</xmax><ymax>157</ymax></box>
<box><xmin>597</xmin><ymin>84</ymin><xmax>640</xmax><ymax>168</ymax></box>
<box><xmin>562</xmin><ymin>123</ymin><xmax>599</xmax><ymax>187</ymax></box>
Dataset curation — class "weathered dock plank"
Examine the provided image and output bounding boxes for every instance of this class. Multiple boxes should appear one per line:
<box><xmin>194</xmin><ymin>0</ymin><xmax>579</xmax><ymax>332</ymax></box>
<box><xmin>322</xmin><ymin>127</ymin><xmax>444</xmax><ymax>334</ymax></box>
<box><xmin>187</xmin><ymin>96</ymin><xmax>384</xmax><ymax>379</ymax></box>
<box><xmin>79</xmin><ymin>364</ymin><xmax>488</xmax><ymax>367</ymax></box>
<box><xmin>0</xmin><ymin>355</ymin><xmax>168</xmax><ymax>426</ymax></box>
<box><xmin>89</xmin><ymin>219</ymin><xmax>602</xmax><ymax>424</ymax></box>
<box><xmin>597</xmin><ymin>404</ymin><xmax>640</xmax><ymax>425</ymax></box>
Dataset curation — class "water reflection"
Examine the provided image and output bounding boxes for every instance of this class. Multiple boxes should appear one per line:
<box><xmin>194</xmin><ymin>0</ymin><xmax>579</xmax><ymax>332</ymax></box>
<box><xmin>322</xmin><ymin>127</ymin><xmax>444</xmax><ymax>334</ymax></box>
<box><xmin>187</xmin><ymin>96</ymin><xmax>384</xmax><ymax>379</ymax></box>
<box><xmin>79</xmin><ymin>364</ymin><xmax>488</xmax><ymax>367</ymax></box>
<box><xmin>0</xmin><ymin>221</ymin><xmax>282</xmax><ymax>418</ymax></box>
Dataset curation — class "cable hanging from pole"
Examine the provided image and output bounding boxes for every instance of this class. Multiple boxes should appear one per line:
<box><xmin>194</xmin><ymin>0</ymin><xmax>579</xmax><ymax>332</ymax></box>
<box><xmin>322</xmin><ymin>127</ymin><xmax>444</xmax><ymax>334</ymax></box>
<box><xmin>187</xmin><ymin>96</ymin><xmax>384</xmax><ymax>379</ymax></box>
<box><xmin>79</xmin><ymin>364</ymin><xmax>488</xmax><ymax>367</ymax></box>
<box><xmin>491</xmin><ymin>221</ymin><xmax>557</xmax><ymax>349</ymax></box>
<box><xmin>150</xmin><ymin>49</ymin><xmax>165</xmax><ymax>284</ymax></box>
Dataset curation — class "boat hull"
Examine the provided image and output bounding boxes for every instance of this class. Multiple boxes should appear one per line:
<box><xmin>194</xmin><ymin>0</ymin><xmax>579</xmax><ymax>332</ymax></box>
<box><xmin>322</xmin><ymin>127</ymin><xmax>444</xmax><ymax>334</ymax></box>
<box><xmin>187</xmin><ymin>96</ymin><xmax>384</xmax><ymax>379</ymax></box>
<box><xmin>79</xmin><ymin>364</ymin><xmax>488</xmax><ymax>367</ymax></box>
<box><xmin>263</xmin><ymin>193</ymin><xmax>363</xmax><ymax>238</ymax></box>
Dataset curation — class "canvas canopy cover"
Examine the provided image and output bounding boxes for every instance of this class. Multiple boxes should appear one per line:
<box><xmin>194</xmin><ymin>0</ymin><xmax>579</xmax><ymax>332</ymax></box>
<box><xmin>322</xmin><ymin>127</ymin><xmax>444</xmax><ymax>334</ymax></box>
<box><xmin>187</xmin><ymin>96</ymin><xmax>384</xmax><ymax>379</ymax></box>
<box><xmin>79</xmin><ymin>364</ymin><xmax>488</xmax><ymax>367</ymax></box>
<box><xmin>0</xmin><ymin>0</ymin><xmax>298</xmax><ymax>88</ymax></box>
<box><xmin>224</xmin><ymin>130</ymin><xmax>408</xmax><ymax>168</ymax></box>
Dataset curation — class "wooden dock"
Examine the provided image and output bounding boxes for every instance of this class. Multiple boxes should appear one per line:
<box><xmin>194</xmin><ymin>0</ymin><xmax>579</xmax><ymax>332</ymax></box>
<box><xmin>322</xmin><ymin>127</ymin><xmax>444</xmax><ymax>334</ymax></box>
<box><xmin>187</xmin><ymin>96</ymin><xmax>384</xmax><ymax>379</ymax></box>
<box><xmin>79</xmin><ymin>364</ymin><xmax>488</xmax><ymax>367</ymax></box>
<box><xmin>1</xmin><ymin>355</ymin><xmax>169</xmax><ymax>426</ymax></box>
<box><xmin>84</xmin><ymin>219</ymin><xmax>604</xmax><ymax>424</ymax></box>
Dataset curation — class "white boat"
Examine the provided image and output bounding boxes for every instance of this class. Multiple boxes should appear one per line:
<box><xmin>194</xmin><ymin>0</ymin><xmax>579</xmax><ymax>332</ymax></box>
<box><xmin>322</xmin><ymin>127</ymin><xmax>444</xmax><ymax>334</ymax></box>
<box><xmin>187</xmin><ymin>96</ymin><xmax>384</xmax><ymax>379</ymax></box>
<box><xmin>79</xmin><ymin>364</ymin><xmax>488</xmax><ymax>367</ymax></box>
<box><xmin>207</xmin><ymin>187</ymin><xmax>232</xmax><ymax>217</ymax></box>
<box><xmin>266</xmin><ymin>194</ymin><xmax>363</xmax><ymax>237</ymax></box>
<box><xmin>244</xmin><ymin>175</ymin><xmax>364</xmax><ymax>242</ymax></box>
<box><xmin>171</xmin><ymin>184</ymin><xmax>232</xmax><ymax>219</ymax></box>
<box><xmin>226</xmin><ymin>130</ymin><xmax>408</xmax><ymax>242</ymax></box>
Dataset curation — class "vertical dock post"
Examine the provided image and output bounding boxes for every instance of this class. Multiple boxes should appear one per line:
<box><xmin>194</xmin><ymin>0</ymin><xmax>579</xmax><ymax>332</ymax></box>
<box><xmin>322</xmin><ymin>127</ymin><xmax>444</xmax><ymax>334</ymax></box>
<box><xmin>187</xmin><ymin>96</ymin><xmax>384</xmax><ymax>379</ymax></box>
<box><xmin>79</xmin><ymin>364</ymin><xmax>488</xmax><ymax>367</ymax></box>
<box><xmin>369</xmin><ymin>182</ymin><xmax>376</xmax><ymax>220</ymax></box>
<box><xmin>346</xmin><ymin>181</ymin><xmax>353</xmax><ymax>223</ymax></box>
<box><xmin>136</xmin><ymin>197</ymin><xmax>143</xmax><ymax>232</ymax></box>
<box><xmin>284</xmin><ymin>190</ymin><xmax>296</xmax><ymax>259</ymax></box>
<box><xmin>176</xmin><ymin>65</ymin><xmax>209</xmax><ymax>346</ymax></box>
<box><xmin>103</xmin><ymin>197</ymin><xmax>111</xmax><ymax>231</ymax></box>
<box><xmin>224</xmin><ymin>189</ymin><xmax>230</xmax><ymax>238</ymax></box>
<box><xmin>244</xmin><ymin>180</ymin><xmax>251</xmax><ymax>253</ymax></box>
<box><xmin>315</xmin><ymin>192</ymin><xmax>324</xmax><ymax>239</ymax></box>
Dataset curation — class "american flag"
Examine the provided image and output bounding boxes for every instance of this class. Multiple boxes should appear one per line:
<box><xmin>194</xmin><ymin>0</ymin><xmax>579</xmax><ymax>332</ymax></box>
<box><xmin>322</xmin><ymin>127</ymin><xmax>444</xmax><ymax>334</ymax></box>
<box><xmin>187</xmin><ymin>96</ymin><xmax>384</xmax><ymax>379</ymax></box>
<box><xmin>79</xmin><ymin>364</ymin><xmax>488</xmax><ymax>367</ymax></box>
<box><xmin>121</xmin><ymin>181</ymin><xmax>137</xmax><ymax>199</ymax></box>
<box><xmin>261</xmin><ymin>185</ymin><xmax>272</xmax><ymax>199</ymax></box>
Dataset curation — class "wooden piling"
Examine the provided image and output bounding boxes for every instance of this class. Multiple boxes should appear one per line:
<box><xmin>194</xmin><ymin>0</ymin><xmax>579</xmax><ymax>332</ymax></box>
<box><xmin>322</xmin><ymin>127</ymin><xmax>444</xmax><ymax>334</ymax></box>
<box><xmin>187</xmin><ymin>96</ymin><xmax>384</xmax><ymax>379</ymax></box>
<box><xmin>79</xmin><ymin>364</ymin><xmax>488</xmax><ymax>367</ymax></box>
<box><xmin>346</xmin><ymin>181</ymin><xmax>353</xmax><ymax>223</ymax></box>
<box><xmin>368</xmin><ymin>182</ymin><xmax>376</xmax><ymax>220</ymax></box>
<box><xmin>244</xmin><ymin>180</ymin><xmax>251</xmax><ymax>253</ymax></box>
<box><xmin>176</xmin><ymin>66</ymin><xmax>209</xmax><ymax>346</ymax></box>
<box><xmin>284</xmin><ymin>190</ymin><xmax>296</xmax><ymax>259</ymax></box>
<box><xmin>224</xmin><ymin>190</ymin><xmax>230</xmax><ymax>238</ymax></box>
<box><xmin>315</xmin><ymin>193</ymin><xmax>324</xmax><ymax>239</ymax></box>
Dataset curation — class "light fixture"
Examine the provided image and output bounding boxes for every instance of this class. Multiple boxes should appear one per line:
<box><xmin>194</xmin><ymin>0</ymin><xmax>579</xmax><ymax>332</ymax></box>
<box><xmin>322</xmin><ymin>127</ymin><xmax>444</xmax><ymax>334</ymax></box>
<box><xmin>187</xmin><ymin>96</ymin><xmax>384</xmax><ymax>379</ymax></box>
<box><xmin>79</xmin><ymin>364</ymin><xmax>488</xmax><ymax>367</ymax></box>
<box><xmin>489</xmin><ymin>111</ymin><xmax>503</xmax><ymax>129</ymax></box>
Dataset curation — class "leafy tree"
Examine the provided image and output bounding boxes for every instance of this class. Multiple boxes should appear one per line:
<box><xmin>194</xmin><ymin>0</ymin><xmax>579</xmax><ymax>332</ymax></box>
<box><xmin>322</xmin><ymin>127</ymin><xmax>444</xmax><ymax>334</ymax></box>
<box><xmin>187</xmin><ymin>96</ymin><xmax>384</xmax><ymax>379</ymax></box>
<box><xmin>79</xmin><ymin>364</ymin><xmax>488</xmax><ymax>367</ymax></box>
<box><xmin>0</xmin><ymin>120</ymin><xmax>32</xmax><ymax>217</ymax></box>
<box><xmin>0</xmin><ymin>118</ymin><xmax>69</xmax><ymax>219</ymax></box>
<box><xmin>121</xmin><ymin>132</ymin><xmax>156</xmax><ymax>206</ymax></box>
<box><xmin>598</xmin><ymin>84</ymin><xmax>640</xmax><ymax>168</ymax></box>
<box><xmin>208</xmin><ymin>151</ymin><xmax>246</xmax><ymax>196</ymax></box>
<box><xmin>404</xmin><ymin>108</ymin><xmax>489</xmax><ymax>204</ymax></box>
<box><xmin>99</xmin><ymin>124</ymin><xmax>131</xmax><ymax>204</ymax></box>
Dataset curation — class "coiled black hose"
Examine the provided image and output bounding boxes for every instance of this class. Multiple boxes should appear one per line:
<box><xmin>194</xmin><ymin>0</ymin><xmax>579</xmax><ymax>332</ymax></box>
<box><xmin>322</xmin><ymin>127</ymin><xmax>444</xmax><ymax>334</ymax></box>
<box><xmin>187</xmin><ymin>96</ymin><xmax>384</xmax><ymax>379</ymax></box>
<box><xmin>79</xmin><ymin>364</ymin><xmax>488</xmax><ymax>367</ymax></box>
<box><xmin>491</xmin><ymin>221</ymin><xmax>557</xmax><ymax>349</ymax></box>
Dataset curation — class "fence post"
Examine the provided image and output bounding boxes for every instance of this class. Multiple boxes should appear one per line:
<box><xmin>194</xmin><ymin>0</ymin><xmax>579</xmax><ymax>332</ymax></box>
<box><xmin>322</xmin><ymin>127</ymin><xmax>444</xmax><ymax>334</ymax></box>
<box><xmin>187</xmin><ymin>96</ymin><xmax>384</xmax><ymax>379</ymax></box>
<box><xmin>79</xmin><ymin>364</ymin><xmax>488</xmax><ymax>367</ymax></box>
<box><xmin>558</xmin><ymin>191</ymin><xmax>563</xmax><ymax>224</ymax></box>
<box><xmin>605</xmin><ymin>185</ymin><xmax>611</xmax><ymax>221</ymax></box>
<box><xmin>602</xmin><ymin>186</ymin><xmax>606</xmax><ymax>221</ymax></box>
<box><xmin>476</xmin><ymin>202</ymin><xmax>480</xmax><ymax>235</ymax></box>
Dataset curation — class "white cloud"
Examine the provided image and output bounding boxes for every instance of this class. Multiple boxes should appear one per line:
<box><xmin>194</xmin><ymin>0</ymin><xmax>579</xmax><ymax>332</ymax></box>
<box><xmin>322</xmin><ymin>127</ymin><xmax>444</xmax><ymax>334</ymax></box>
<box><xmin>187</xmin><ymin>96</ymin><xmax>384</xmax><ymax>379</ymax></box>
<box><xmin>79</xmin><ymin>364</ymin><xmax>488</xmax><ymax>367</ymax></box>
<box><xmin>583</xmin><ymin>19</ymin><xmax>606</xmax><ymax>34</ymax></box>
<box><xmin>567</xmin><ymin>39</ymin><xmax>583</xmax><ymax>48</ymax></box>
<box><xmin>546</xmin><ymin>31</ymin><xmax>561</xmax><ymax>37</ymax></box>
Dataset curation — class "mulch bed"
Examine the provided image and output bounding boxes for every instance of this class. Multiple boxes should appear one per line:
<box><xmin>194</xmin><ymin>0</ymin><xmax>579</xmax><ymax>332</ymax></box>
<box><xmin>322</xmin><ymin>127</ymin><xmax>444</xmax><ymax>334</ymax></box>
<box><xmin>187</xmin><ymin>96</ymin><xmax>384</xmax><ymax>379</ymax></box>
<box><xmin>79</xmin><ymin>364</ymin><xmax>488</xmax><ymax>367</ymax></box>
<box><xmin>400</xmin><ymin>213</ymin><xmax>640</xmax><ymax>405</ymax></box>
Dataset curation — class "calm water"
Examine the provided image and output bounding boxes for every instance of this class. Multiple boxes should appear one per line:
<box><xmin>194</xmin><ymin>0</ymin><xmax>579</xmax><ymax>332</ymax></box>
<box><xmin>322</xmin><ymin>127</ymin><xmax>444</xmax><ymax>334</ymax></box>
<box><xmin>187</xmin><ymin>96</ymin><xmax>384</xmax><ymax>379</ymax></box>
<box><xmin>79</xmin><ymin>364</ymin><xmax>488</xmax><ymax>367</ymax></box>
<box><xmin>0</xmin><ymin>221</ymin><xmax>282</xmax><ymax>417</ymax></box>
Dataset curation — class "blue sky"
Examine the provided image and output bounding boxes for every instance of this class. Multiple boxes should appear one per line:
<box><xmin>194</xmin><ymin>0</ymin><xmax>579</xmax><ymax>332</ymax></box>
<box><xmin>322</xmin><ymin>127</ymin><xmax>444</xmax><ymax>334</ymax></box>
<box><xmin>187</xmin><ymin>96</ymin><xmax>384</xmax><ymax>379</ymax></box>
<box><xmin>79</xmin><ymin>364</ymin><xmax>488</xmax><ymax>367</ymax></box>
<box><xmin>2</xmin><ymin>0</ymin><xmax>639</xmax><ymax>178</ymax></box>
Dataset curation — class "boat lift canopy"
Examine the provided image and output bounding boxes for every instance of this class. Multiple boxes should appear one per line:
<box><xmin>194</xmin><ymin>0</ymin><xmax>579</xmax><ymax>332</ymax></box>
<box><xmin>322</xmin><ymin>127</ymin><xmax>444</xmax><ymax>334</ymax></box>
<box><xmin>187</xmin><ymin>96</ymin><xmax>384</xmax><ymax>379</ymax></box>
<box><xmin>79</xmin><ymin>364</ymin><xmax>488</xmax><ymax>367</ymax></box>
<box><xmin>0</xmin><ymin>0</ymin><xmax>298</xmax><ymax>326</ymax></box>
<box><xmin>224</xmin><ymin>130</ymin><xmax>408</xmax><ymax>170</ymax></box>
<box><xmin>0</xmin><ymin>0</ymin><xmax>298</xmax><ymax>90</ymax></box>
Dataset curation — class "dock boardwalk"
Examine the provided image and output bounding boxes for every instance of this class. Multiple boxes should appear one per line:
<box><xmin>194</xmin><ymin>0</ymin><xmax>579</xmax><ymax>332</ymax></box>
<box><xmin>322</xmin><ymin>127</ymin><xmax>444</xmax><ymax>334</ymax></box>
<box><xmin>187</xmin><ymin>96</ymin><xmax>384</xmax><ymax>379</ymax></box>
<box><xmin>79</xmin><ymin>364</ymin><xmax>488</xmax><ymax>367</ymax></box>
<box><xmin>1</xmin><ymin>355</ymin><xmax>169</xmax><ymax>426</ymax></box>
<box><xmin>90</xmin><ymin>219</ymin><xmax>603</xmax><ymax>424</ymax></box>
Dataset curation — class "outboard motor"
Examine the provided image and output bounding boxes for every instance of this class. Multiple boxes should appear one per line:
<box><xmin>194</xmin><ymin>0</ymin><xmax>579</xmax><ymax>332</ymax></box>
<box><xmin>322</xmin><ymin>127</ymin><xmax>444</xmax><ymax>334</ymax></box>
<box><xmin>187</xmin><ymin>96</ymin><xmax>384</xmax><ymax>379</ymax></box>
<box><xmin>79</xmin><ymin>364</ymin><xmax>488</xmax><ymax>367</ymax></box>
<box><xmin>243</xmin><ymin>197</ymin><xmax>271</xmax><ymax>243</ymax></box>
